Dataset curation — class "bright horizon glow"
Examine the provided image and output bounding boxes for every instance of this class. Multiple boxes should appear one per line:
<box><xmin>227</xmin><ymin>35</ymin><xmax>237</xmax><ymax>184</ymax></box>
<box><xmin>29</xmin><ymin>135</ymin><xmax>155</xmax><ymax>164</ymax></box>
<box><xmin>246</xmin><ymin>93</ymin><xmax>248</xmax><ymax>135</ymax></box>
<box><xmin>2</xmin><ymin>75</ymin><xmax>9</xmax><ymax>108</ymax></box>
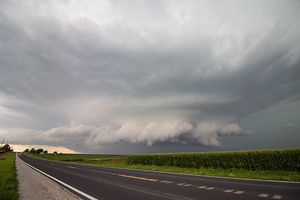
<box><xmin>10</xmin><ymin>144</ymin><xmax>79</xmax><ymax>154</ymax></box>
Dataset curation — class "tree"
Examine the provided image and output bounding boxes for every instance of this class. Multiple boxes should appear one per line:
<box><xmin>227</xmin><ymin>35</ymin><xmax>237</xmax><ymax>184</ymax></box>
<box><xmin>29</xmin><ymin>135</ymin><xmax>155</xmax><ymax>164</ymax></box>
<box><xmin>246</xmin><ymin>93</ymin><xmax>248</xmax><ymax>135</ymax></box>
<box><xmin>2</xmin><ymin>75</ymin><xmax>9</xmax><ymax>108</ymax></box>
<box><xmin>35</xmin><ymin>148</ymin><xmax>44</xmax><ymax>154</ymax></box>
<box><xmin>29</xmin><ymin>148</ymin><xmax>35</xmax><ymax>153</ymax></box>
<box><xmin>24</xmin><ymin>149</ymin><xmax>29</xmax><ymax>153</ymax></box>
<box><xmin>0</xmin><ymin>144</ymin><xmax>13</xmax><ymax>152</ymax></box>
<box><xmin>43</xmin><ymin>150</ymin><xmax>48</xmax><ymax>154</ymax></box>
<box><xmin>53</xmin><ymin>151</ymin><xmax>58</xmax><ymax>155</ymax></box>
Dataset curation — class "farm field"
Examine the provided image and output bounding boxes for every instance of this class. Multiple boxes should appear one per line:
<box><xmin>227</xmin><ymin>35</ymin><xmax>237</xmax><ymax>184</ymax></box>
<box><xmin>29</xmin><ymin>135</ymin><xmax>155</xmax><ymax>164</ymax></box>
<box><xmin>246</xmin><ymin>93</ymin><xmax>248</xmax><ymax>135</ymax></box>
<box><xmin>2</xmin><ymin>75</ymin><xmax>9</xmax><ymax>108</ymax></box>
<box><xmin>26</xmin><ymin>149</ymin><xmax>300</xmax><ymax>182</ymax></box>
<box><xmin>28</xmin><ymin>153</ymin><xmax>125</xmax><ymax>166</ymax></box>
<box><xmin>0</xmin><ymin>153</ymin><xmax>18</xmax><ymax>200</ymax></box>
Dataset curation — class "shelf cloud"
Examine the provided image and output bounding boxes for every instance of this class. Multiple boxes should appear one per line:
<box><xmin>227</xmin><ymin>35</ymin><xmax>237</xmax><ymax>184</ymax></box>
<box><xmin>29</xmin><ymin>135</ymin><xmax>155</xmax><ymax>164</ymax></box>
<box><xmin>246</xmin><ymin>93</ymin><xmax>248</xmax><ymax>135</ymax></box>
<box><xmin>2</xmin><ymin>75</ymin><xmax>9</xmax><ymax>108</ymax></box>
<box><xmin>39</xmin><ymin>122</ymin><xmax>242</xmax><ymax>147</ymax></box>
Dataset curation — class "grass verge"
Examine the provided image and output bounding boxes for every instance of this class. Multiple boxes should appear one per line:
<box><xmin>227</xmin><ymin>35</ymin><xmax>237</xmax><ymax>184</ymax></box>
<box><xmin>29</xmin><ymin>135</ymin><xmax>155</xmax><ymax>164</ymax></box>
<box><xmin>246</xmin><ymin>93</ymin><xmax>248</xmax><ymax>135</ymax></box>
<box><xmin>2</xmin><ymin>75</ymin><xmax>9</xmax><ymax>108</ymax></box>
<box><xmin>26</xmin><ymin>153</ymin><xmax>300</xmax><ymax>182</ymax></box>
<box><xmin>0</xmin><ymin>153</ymin><xmax>19</xmax><ymax>200</ymax></box>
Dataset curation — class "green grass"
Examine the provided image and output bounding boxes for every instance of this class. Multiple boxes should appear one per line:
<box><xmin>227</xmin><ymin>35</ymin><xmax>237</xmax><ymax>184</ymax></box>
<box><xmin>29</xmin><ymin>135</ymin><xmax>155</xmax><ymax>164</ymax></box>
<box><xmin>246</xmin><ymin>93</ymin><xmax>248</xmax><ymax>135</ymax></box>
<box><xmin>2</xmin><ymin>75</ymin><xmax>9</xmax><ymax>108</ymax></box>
<box><xmin>28</xmin><ymin>153</ymin><xmax>125</xmax><ymax>165</ymax></box>
<box><xmin>118</xmin><ymin>164</ymin><xmax>300</xmax><ymax>182</ymax></box>
<box><xmin>0</xmin><ymin>153</ymin><xmax>19</xmax><ymax>200</ymax></box>
<box><xmin>26</xmin><ymin>151</ymin><xmax>300</xmax><ymax>182</ymax></box>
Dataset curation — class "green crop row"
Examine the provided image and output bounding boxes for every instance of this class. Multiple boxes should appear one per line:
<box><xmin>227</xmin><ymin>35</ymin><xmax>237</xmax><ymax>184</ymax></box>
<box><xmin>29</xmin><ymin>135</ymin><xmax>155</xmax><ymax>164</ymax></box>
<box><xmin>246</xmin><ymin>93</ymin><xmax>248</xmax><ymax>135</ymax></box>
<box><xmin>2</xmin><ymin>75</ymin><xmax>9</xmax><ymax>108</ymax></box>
<box><xmin>127</xmin><ymin>149</ymin><xmax>300</xmax><ymax>171</ymax></box>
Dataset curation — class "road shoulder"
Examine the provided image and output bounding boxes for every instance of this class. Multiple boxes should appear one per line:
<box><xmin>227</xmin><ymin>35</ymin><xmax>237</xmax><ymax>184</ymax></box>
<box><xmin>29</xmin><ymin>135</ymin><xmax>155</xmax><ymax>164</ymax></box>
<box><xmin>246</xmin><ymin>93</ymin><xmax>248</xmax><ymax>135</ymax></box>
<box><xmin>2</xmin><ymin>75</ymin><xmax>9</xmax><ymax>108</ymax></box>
<box><xmin>16</xmin><ymin>154</ymin><xmax>82</xmax><ymax>200</ymax></box>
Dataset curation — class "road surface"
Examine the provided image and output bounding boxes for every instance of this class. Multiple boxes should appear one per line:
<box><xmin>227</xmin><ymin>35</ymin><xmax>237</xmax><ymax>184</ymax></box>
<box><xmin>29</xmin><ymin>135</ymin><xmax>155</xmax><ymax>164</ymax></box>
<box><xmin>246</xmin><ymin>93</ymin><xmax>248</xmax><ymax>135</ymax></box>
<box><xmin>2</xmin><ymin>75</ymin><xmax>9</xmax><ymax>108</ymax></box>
<box><xmin>16</xmin><ymin>154</ymin><xmax>82</xmax><ymax>200</ymax></box>
<box><xmin>19</xmin><ymin>153</ymin><xmax>300</xmax><ymax>200</ymax></box>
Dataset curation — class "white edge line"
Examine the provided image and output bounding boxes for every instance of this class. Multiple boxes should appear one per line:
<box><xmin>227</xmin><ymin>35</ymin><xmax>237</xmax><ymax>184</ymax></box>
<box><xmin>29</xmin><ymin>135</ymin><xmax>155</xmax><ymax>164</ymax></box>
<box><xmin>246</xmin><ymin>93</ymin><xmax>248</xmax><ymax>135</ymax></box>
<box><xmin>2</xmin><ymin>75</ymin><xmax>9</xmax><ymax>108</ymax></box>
<box><xmin>23</xmin><ymin>153</ymin><xmax>300</xmax><ymax>184</ymax></box>
<box><xmin>19</xmin><ymin>155</ymin><xmax>98</xmax><ymax>200</ymax></box>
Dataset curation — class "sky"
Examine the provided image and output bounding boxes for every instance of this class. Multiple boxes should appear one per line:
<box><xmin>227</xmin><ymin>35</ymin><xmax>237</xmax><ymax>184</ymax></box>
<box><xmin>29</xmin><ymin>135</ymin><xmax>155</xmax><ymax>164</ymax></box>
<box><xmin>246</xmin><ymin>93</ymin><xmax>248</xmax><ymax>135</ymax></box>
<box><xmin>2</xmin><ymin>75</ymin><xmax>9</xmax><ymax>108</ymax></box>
<box><xmin>0</xmin><ymin>0</ymin><xmax>300</xmax><ymax>154</ymax></box>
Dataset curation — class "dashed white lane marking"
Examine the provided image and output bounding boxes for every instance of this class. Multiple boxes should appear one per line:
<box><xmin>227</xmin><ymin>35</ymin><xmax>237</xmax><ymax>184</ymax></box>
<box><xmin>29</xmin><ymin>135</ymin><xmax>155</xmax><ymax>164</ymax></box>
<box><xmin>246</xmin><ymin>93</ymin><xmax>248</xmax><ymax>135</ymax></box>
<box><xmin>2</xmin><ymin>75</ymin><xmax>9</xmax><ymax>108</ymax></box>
<box><xmin>161</xmin><ymin>181</ymin><xmax>173</xmax><ymax>184</ymax></box>
<box><xmin>197</xmin><ymin>186</ymin><xmax>207</xmax><ymax>189</ymax></box>
<box><xmin>224</xmin><ymin>189</ymin><xmax>234</xmax><ymax>193</ymax></box>
<box><xmin>233</xmin><ymin>190</ymin><xmax>244</xmax><ymax>194</ymax></box>
<box><xmin>272</xmin><ymin>195</ymin><xmax>282</xmax><ymax>199</ymax></box>
<box><xmin>177</xmin><ymin>183</ymin><xmax>192</xmax><ymax>186</ymax></box>
<box><xmin>257</xmin><ymin>193</ymin><xmax>269</xmax><ymax>198</ymax></box>
<box><xmin>205</xmin><ymin>187</ymin><xmax>214</xmax><ymax>190</ymax></box>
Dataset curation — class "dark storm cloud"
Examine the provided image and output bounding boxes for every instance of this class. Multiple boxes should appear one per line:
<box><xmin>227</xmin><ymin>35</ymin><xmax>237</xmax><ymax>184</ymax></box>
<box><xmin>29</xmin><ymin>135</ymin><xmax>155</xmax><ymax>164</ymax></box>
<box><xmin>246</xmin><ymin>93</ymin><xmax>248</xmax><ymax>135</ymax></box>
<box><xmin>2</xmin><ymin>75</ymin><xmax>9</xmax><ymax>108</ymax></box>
<box><xmin>0</xmin><ymin>0</ymin><xmax>299</xmax><ymax>152</ymax></box>
<box><xmin>285</xmin><ymin>123</ymin><xmax>300</xmax><ymax>129</ymax></box>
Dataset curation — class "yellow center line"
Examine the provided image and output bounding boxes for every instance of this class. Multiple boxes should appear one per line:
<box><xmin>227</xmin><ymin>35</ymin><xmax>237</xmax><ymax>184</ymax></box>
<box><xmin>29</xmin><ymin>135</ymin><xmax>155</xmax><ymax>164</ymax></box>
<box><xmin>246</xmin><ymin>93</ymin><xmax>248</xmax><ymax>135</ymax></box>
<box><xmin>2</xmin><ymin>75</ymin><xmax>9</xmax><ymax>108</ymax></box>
<box><xmin>118</xmin><ymin>174</ymin><xmax>158</xmax><ymax>182</ymax></box>
<box><xmin>67</xmin><ymin>166</ymin><xmax>77</xmax><ymax>169</ymax></box>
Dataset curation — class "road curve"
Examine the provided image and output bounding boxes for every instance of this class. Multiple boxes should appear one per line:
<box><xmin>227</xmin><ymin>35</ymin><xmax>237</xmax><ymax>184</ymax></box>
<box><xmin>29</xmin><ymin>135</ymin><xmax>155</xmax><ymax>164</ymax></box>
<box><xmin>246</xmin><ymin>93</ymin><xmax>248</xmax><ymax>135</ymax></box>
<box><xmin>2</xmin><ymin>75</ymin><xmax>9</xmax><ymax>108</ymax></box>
<box><xmin>19</xmin><ymin>153</ymin><xmax>300</xmax><ymax>200</ymax></box>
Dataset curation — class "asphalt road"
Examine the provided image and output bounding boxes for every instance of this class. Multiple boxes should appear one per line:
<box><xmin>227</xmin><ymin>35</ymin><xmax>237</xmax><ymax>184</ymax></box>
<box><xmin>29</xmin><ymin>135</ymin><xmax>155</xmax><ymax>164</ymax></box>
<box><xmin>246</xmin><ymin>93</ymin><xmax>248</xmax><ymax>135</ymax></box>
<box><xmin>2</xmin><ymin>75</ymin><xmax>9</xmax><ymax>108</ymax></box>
<box><xmin>19</xmin><ymin>153</ymin><xmax>300</xmax><ymax>200</ymax></box>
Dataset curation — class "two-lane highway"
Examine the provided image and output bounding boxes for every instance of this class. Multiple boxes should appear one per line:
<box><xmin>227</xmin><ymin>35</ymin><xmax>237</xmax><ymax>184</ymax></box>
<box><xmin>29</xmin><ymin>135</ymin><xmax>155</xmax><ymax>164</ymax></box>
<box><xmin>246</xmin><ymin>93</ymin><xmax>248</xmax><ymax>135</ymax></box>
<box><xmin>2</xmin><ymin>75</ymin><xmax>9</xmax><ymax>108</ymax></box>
<box><xmin>19</xmin><ymin>154</ymin><xmax>300</xmax><ymax>200</ymax></box>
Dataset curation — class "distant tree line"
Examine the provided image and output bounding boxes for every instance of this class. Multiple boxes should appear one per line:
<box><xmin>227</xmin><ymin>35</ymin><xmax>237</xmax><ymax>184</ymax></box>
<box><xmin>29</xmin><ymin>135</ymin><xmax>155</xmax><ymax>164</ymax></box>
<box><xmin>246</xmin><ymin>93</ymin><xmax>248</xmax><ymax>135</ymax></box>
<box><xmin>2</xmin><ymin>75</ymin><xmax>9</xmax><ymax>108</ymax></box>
<box><xmin>24</xmin><ymin>148</ymin><xmax>48</xmax><ymax>154</ymax></box>
<box><xmin>0</xmin><ymin>144</ymin><xmax>13</xmax><ymax>153</ymax></box>
<box><xmin>24</xmin><ymin>148</ymin><xmax>62</xmax><ymax>155</ymax></box>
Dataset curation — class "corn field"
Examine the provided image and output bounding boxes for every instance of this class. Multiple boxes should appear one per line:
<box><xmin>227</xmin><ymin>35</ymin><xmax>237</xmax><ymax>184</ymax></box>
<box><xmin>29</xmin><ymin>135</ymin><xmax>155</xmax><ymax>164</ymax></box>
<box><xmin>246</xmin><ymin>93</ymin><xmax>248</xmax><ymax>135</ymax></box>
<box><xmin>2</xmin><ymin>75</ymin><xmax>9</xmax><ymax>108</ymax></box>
<box><xmin>127</xmin><ymin>149</ymin><xmax>300</xmax><ymax>171</ymax></box>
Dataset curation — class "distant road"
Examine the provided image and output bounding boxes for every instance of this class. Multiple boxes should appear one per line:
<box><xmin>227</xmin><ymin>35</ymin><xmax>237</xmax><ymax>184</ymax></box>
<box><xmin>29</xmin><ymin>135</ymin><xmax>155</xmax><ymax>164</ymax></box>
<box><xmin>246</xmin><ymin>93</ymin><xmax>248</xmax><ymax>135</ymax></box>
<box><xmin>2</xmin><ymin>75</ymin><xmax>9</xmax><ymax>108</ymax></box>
<box><xmin>19</xmin><ymin>154</ymin><xmax>300</xmax><ymax>200</ymax></box>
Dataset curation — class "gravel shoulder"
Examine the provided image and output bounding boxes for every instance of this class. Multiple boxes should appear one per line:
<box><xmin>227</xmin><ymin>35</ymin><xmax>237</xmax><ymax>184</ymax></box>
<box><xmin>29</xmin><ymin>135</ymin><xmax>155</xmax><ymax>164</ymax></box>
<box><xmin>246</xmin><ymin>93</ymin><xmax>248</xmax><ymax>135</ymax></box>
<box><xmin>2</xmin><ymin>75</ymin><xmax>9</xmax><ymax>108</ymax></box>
<box><xmin>16</xmin><ymin>154</ymin><xmax>82</xmax><ymax>200</ymax></box>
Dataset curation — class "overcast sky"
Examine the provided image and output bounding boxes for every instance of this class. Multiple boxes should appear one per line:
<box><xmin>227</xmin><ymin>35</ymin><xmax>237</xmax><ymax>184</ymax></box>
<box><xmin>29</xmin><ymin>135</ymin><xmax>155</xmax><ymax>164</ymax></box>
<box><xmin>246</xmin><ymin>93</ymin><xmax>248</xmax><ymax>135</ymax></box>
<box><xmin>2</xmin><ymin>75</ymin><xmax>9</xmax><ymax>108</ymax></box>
<box><xmin>1</xmin><ymin>0</ymin><xmax>300</xmax><ymax>153</ymax></box>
